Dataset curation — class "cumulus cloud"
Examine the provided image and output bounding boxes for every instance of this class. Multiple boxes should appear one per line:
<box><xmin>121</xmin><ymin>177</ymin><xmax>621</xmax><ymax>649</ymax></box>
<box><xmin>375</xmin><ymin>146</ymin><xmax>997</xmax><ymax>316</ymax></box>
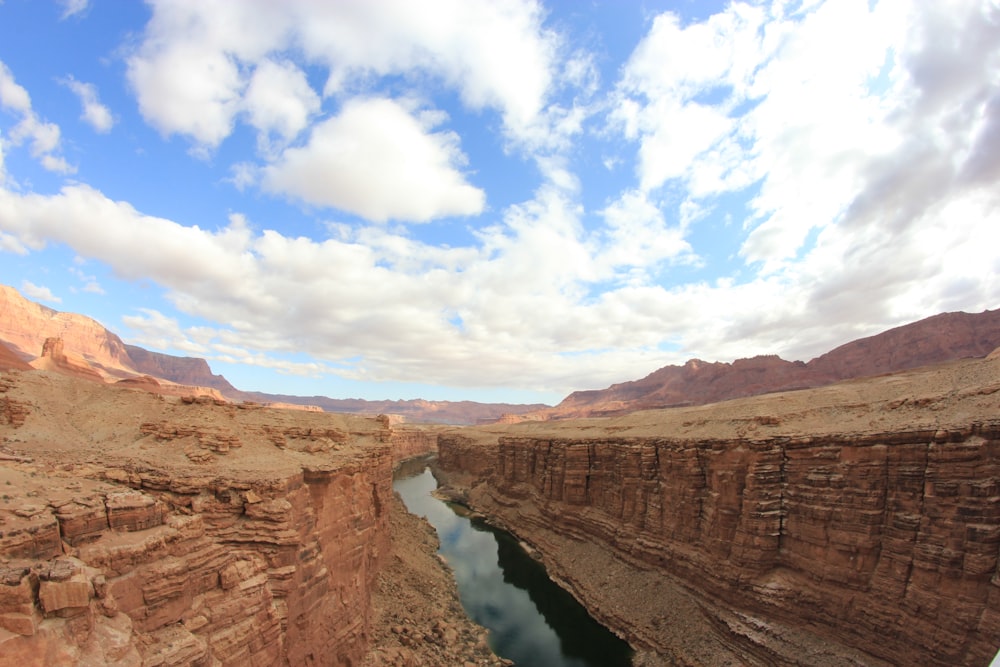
<box><xmin>262</xmin><ymin>97</ymin><xmax>485</xmax><ymax>222</ymax></box>
<box><xmin>127</xmin><ymin>40</ymin><xmax>244</xmax><ymax>148</ymax></box>
<box><xmin>243</xmin><ymin>58</ymin><xmax>320</xmax><ymax>150</ymax></box>
<box><xmin>20</xmin><ymin>280</ymin><xmax>61</xmax><ymax>304</ymax></box>
<box><xmin>0</xmin><ymin>181</ymin><xmax>655</xmax><ymax>391</ymax></box>
<box><xmin>122</xmin><ymin>308</ymin><xmax>212</xmax><ymax>356</ymax></box>
<box><xmin>0</xmin><ymin>61</ymin><xmax>74</xmax><ymax>174</ymax></box>
<box><xmin>126</xmin><ymin>0</ymin><xmax>558</xmax><ymax>150</ymax></box>
<box><xmin>597</xmin><ymin>189</ymin><xmax>695</xmax><ymax>282</ymax></box>
<box><xmin>611</xmin><ymin>0</ymin><xmax>1000</xmax><ymax>333</ymax></box>
<box><xmin>0</xmin><ymin>1</ymin><xmax>997</xmax><ymax>398</ymax></box>
<box><xmin>62</xmin><ymin>76</ymin><xmax>114</xmax><ymax>133</ymax></box>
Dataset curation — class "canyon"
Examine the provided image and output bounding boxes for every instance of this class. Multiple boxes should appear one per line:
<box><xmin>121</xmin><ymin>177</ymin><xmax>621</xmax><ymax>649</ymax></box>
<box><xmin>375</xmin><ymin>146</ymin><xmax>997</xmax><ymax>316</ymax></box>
<box><xmin>3</xmin><ymin>349</ymin><xmax>999</xmax><ymax>665</ymax></box>
<box><xmin>3</xmin><ymin>283</ymin><xmax>1000</xmax><ymax>665</ymax></box>
<box><xmin>435</xmin><ymin>349</ymin><xmax>1000</xmax><ymax>666</ymax></box>
<box><xmin>0</xmin><ymin>369</ymin><xmax>475</xmax><ymax>666</ymax></box>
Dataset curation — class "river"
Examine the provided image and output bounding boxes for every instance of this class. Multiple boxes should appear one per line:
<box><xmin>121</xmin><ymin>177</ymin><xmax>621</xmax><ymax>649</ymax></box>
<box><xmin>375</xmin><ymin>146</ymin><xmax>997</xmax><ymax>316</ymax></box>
<box><xmin>393</xmin><ymin>460</ymin><xmax>634</xmax><ymax>667</ymax></box>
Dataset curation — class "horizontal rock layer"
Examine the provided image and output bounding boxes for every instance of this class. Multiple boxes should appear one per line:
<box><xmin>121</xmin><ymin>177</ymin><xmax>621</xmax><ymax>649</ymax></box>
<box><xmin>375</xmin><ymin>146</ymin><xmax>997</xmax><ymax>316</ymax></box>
<box><xmin>0</xmin><ymin>368</ymin><xmax>449</xmax><ymax>666</ymax></box>
<box><xmin>0</xmin><ymin>454</ymin><xmax>393</xmax><ymax>666</ymax></box>
<box><xmin>438</xmin><ymin>420</ymin><xmax>1000</xmax><ymax>666</ymax></box>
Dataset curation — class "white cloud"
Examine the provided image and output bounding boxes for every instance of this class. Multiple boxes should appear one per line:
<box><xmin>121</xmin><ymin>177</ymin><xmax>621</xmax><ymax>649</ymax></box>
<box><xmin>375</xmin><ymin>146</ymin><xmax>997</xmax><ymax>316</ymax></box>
<box><xmin>58</xmin><ymin>0</ymin><xmax>89</xmax><ymax>20</ymax></box>
<box><xmin>122</xmin><ymin>308</ymin><xmax>211</xmax><ymax>356</ymax></box>
<box><xmin>0</xmin><ymin>62</ymin><xmax>31</xmax><ymax>113</ymax></box>
<box><xmin>589</xmin><ymin>0</ymin><xmax>1000</xmax><ymax>363</ymax></box>
<box><xmin>20</xmin><ymin>280</ymin><xmax>61</xmax><ymax>304</ymax></box>
<box><xmin>243</xmin><ymin>58</ymin><xmax>320</xmax><ymax>150</ymax></box>
<box><xmin>0</xmin><ymin>61</ymin><xmax>74</xmax><ymax>174</ymax></box>
<box><xmin>0</xmin><ymin>132</ymin><xmax>997</xmax><ymax>396</ymax></box>
<box><xmin>612</xmin><ymin>0</ymin><xmax>1000</xmax><ymax>278</ymax></box>
<box><xmin>69</xmin><ymin>266</ymin><xmax>106</xmax><ymax>295</ymax></box>
<box><xmin>62</xmin><ymin>76</ymin><xmax>114</xmax><ymax>133</ymax></box>
<box><xmin>262</xmin><ymin>97</ymin><xmax>485</xmax><ymax>222</ymax></box>
<box><xmin>126</xmin><ymin>0</ymin><xmax>559</xmax><ymax>150</ymax></box>
<box><xmin>635</xmin><ymin>100</ymin><xmax>732</xmax><ymax>191</ymax></box>
<box><xmin>597</xmin><ymin>189</ymin><xmax>695</xmax><ymax>281</ymax></box>
<box><xmin>1</xmin><ymin>1</ymin><xmax>998</xmax><ymax>399</ymax></box>
<box><xmin>227</xmin><ymin>162</ymin><xmax>259</xmax><ymax>192</ymax></box>
<box><xmin>127</xmin><ymin>41</ymin><xmax>244</xmax><ymax>148</ymax></box>
<box><xmin>0</xmin><ymin>232</ymin><xmax>28</xmax><ymax>254</ymax></box>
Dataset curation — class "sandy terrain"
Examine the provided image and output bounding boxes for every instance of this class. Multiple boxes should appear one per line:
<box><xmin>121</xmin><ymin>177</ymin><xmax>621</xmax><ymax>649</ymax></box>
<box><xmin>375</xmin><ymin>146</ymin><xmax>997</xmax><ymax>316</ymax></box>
<box><xmin>457</xmin><ymin>350</ymin><xmax>1000</xmax><ymax>444</ymax></box>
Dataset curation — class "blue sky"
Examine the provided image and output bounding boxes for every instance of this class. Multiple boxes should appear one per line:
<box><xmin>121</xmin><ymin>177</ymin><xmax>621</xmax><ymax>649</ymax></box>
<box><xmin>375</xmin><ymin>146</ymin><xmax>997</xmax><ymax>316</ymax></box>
<box><xmin>1</xmin><ymin>0</ymin><xmax>998</xmax><ymax>405</ymax></box>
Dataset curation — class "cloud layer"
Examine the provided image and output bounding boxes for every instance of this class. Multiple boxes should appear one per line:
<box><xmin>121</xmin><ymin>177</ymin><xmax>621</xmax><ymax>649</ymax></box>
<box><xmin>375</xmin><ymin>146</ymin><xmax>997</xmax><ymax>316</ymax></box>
<box><xmin>0</xmin><ymin>0</ymin><xmax>998</xmax><ymax>399</ymax></box>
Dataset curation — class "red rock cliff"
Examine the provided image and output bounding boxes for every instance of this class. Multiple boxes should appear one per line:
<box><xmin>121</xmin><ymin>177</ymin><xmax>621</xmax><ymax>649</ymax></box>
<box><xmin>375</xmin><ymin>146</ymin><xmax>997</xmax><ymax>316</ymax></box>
<box><xmin>437</xmin><ymin>354</ymin><xmax>1000</xmax><ymax>666</ymax></box>
<box><xmin>0</xmin><ymin>371</ymin><xmax>398</xmax><ymax>666</ymax></box>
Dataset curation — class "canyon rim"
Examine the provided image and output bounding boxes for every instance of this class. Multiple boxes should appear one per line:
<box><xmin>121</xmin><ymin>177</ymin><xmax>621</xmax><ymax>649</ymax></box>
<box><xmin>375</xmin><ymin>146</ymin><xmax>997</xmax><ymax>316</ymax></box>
<box><xmin>1</xmin><ymin>305</ymin><xmax>1000</xmax><ymax>664</ymax></box>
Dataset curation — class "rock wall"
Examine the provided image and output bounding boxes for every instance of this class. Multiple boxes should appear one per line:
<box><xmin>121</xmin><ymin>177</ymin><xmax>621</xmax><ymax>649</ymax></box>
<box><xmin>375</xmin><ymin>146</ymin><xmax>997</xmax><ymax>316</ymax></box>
<box><xmin>123</xmin><ymin>344</ymin><xmax>239</xmax><ymax>394</ymax></box>
<box><xmin>0</xmin><ymin>453</ymin><xmax>392</xmax><ymax>666</ymax></box>
<box><xmin>437</xmin><ymin>421</ymin><xmax>1000</xmax><ymax>666</ymax></box>
<box><xmin>0</xmin><ymin>285</ymin><xmax>135</xmax><ymax>375</ymax></box>
<box><xmin>385</xmin><ymin>428</ymin><xmax>439</xmax><ymax>464</ymax></box>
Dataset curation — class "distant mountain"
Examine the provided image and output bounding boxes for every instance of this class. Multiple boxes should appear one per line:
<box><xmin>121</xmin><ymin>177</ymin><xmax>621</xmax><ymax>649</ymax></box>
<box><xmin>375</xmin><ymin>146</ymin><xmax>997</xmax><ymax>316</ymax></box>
<box><xmin>0</xmin><ymin>284</ymin><xmax>546</xmax><ymax>424</ymax></box>
<box><xmin>235</xmin><ymin>391</ymin><xmax>548</xmax><ymax>425</ymax></box>
<box><xmin>123</xmin><ymin>343</ymin><xmax>238</xmax><ymax>394</ymax></box>
<box><xmin>545</xmin><ymin>308</ymin><xmax>1000</xmax><ymax>419</ymax></box>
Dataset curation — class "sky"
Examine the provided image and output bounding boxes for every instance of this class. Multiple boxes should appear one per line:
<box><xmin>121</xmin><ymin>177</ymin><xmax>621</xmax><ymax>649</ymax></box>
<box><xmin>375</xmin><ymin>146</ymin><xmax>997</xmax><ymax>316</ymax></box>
<box><xmin>0</xmin><ymin>0</ymin><xmax>998</xmax><ymax>406</ymax></box>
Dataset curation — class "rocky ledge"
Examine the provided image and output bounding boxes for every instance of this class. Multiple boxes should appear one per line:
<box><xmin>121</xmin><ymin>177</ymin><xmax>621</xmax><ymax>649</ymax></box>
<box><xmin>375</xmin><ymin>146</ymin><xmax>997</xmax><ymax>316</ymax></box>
<box><xmin>436</xmin><ymin>351</ymin><xmax>1000</xmax><ymax>666</ymax></box>
<box><xmin>0</xmin><ymin>369</ymin><xmax>443</xmax><ymax>666</ymax></box>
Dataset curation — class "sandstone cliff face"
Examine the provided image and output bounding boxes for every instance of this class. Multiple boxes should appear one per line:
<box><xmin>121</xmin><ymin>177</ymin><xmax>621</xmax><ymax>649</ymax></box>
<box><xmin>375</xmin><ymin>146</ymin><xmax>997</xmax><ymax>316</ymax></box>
<box><xmin>123</xmin><ymin>344</ymin><xmax>239</xmax><ymax>394</ymax></box>
<box><xmin>437</xmin><ymin>355</ymin><xmax>1000</xmax><ymax>666</ymax></box>
<box><xmin>31</xmin><ymin>337</ymin><xmax>105</xmax><ymax>383</ymax></box>
<box><xmin>0</xmin><ymin>285</ymin><xmax>134</xmax><ymax>377</ymax></box>
<box><xmin>0</xmin><ymin>461</ymin><xmax>391</xmax><ymax>666</ymax></box>
<box><xmin>0</xmin><ymin>370</ymin><xmax>431</xmax><ymax>666</ymax></box>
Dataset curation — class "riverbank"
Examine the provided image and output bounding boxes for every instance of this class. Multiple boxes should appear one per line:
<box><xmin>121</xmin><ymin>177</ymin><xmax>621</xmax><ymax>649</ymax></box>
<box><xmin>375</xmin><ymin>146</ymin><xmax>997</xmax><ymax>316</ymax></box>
<box><xmin>434</xmin><ymin>353</ymin><xmax>1000</xmax><ymax>665</ymax></box>
<box><xmin>362</xmin><ymin>467</ymin><xmax>510</xmax><ymax>667</ymax></box>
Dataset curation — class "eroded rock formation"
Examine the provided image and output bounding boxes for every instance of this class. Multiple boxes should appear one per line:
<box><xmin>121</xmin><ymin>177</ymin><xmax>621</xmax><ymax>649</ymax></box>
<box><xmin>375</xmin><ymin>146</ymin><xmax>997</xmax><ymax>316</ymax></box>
<box><xmin>33</xmin><ymin>337</ymin><xmax>105</xmax><ymax>383</ymax></box>
<box><xmin>436</xmin><ymin>353</ymin><xmax>1000</xmax><ymax>666</ymax></box>
<box><xmin>0</xmin><ymin>369</ymin><xmax>439</xmax><ymax>666</ymax></box>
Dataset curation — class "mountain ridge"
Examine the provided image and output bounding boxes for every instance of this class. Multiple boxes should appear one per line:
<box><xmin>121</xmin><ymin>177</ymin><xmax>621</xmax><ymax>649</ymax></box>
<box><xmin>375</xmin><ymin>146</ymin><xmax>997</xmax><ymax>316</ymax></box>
<box><xmin>545</xmin><ymin>307</ymin><xmax>1000</xmax><ymax>418</ymax></box>
<box><xmin>0</xmin><ymin>284</ymin><xmax>546</xmax><ymax>424</ymax></box>
<box><xmin>3</xmin><ymin>284</ymin><xmax>998</xmax><ymax>423</ymax></box>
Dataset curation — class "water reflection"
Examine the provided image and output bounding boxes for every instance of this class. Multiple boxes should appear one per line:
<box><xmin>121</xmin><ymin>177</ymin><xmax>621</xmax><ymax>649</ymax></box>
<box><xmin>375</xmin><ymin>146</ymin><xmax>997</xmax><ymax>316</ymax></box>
<box><xmin>394</xmin><ymin>464</ymin><xmax>633</xmax><ymax>667</ymax></box>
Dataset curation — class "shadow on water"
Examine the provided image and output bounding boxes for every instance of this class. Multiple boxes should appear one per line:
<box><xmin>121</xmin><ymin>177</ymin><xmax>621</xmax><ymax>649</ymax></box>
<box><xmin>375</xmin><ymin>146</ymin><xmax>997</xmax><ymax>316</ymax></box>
<box><xmin>394</xmin><ymin>462</ymin><xmax>633</xmax><ymax>667</ymax></box>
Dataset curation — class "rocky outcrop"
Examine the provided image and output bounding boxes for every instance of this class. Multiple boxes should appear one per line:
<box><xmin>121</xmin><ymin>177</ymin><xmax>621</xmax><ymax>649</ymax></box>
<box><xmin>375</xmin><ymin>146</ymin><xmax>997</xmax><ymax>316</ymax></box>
<box><xmin>385</xmin><ymin>428</ymin><xmax>440</xmax><ymax>463</ymax></box>
<box><xmin>32</xmin><ymin>337</ymin><xmax>105</xmax><ymax>383</ymax></box>
<box><xmin>0</xmin><ymin>285</ymin><xmax>135</xmax><ymax>377</ymax></box>
<box><xmin>0</xmin><ymin>370</ymin><xmax>407</xmax><ymax>666</ymax></box>
<box><xmin>123</xmin><ymin>344</ymin><xmax>239</xmax><ymax>394</ymax></box>
<box><xmin>548</xmin><ymin>308</ymin><xmax>1000</xmax><ymax>418</ymax></box>
<box><xmin>437</xmin><ymin>354</ymin><xmax>1000</xmax><ymax>666</ymax></box>
<box><xmin>0</xmin><ymin>457</ymin><xmax>391</xmax><ymax>666</ymax></box>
